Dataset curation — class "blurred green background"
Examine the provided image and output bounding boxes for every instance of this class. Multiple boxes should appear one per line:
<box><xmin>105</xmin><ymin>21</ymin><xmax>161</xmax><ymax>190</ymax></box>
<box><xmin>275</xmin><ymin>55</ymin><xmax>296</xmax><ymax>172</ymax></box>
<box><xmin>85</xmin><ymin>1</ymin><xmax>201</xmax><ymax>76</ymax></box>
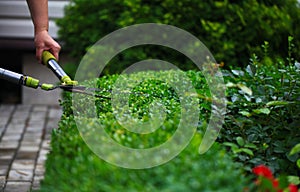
<box><xmin>57</xmin><ymin>0</ymin><xmax>300</xmax><ymax>75</ymax></box>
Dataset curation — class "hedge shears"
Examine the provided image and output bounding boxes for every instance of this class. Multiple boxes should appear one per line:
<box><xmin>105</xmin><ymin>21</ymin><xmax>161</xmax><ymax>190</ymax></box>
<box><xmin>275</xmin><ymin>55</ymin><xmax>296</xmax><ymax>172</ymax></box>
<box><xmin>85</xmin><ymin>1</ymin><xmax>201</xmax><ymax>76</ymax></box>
<box><xmin>0</xmin><ymin>51</ymin><xmax>109</xmax><ymax>99</ymax></box>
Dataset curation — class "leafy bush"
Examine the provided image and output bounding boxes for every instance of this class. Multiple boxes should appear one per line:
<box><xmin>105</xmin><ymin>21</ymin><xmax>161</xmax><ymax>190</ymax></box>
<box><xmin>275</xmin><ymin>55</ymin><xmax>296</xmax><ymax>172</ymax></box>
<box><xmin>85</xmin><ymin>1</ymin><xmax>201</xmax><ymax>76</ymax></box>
<box><xmin>57</xmin><ymin>0</ymin><xmax>300</xmax><ymax>73</ymax></box>
<box><xmin>220</xmin><ymin>38</ymin><xmax>300</xmax><ymax>176</ymax></box>
<box><xmin>40</xmin><ymin>70</ymin><xmax>249</xmax><ymax>192</ymax></box>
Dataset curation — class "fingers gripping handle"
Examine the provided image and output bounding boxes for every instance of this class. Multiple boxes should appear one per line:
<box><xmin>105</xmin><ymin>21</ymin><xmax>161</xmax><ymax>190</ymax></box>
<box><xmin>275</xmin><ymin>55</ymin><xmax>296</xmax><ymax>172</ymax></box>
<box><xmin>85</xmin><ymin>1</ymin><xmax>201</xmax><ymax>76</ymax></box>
<box><xmin>42</xmin><ymin>51</ymin><xmax>77</xmax><ymax>85</ymax></box>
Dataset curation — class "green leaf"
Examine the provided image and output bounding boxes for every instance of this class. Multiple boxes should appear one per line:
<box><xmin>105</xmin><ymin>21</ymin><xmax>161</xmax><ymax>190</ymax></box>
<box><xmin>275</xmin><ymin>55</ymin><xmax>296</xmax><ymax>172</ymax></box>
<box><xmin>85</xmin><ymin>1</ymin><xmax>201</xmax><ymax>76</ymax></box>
<box><xmin>297</xmin><ymin>159</ymin><xmax>300</xmax><ymax>169</ymax></box>
<box><xmin>266</xmin><ymin>101</ymin><xmax>290</xmax><ymax>107</ymax></box>
<box><xmin>245</xmin><ymin>65</ymin><xmax>256</xmax><ymax>76</ymax></box>
<box><xmin>240</xmin><ymin>148</ymin><xmax>254</xmax><ymax>156</ymax></box>
<box><xmin>236</xmin><ymin>137</ymin><xmax>245</xmax><ymax>146</ymax></box>
<box><xmin>236</xmin><ymin>83</ymin><xmax>252</xmax><ymax>95</ymax></box>
<box><xmin>288</xmin><ymin>176</ymin><xmax>300</xmax><ymax>185</ymax></box>
<box><xmin>290</xmin><ymin>143</ymin><xmax>300</xmax><ymax>155</ymax></box>
<box><xmin>223</xmin><ymin>142</ymin><xmax>239</xmax><ymax>150</ymax></box>
<box><xmin>253</xmin><ymin>108</ymin><xmax>271</xmax><ymax>115</ymax></box>
<box><xmin>244</xmin><ymin>143</ymin><xmax>258</xmax><ymax>149</ymax></box>
<box><xmin>278</xmin><ymin>175</ymin><xmax>289</xmax><ymax>189</ymax></box>
<box><xmin>226</xmin><ymin>82</ymin><xmax>236</xmax><ymax>88</ymax></box>
<box><xmin>239</xmin><ymin>110</ymin><xmax>252</xmax><ymax>117</ymax></box>
<box><xmin>231</xmin><ymin>70</ymin><xmax>244</xmax><ymax>76</ymax></box>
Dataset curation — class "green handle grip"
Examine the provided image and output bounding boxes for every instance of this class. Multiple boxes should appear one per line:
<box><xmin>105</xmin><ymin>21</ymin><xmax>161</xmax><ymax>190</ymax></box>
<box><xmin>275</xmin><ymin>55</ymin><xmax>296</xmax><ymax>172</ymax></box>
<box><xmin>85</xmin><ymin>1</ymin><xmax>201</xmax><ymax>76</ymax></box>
<box><xmin>0</xmin><ymin>67</ymin><xmax>40</xmax><ymax>89</ymax></box>
<box><xmin>24</xmin><ymin>76</ymin><xmax>39</xmax><ymax>89</ymax></box>
<box><xmin>41</xmin><ymin>51</ymin><xmax>78</xmax><ymax>85</ymax></box>
<box><xmin>42</xmin><ymin>51</ymin><xmax>57</xmax><ymax>66</ymax></box>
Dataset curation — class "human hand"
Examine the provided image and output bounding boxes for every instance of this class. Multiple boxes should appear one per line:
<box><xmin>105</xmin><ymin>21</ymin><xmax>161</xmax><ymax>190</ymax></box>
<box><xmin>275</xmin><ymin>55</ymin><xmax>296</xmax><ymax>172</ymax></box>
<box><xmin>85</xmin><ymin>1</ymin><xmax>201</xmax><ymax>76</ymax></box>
<box><xmin>34</xmin><ymin>30</ymin><xmax>61</xmax><ymax>63</ymax></box>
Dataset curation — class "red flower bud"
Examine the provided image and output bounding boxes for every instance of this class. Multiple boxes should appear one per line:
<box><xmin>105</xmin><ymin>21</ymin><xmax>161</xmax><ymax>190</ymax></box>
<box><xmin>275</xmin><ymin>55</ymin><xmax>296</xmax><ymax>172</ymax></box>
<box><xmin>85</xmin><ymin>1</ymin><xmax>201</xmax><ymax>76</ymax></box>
<box><xmin>252</xmin><ymin>165</ymin><xmax>274</xmax><ymax>180</ymax></box>
<box><xmin>288</xmin><ymin>184</ymin><xmax>298</xmax><ymax>192</ymax></box>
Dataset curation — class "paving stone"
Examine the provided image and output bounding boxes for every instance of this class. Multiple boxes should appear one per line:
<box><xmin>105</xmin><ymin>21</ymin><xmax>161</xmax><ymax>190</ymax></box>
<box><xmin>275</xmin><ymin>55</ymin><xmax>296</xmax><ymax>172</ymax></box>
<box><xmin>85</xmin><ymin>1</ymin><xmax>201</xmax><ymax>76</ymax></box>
<box><xmin>4</xmin><ymin>181</ymin><xmax>31</xmax><ymax>192</ymax></box>
<box><xmin>9</xmin><ymin>118</ymin><xmax>28</xmax><ymax>125</ymax></box>
<box><xmin>36</xmin><ymin>157</ymin><xmax>46</xmax><ymax>166</ymax></box>
<box><xmin>30</xmin><ymin>111</ymin><xmax>47</xmax><ymax>117</ymax></box>
<box><xmin>15</xmin><ymin>104</ymin><xmax>31</xmax><ymax>110</ymax></box>
<box><xmin>0</xmin><ymin>127</ymin><xmax>4</xmax><ymax>135</ymax></box>
<box><xmin>4</xmin><ymin>125</ymin><xmax>24</xmax><ymax>134</ymax></box>
<box><xmin>0</xmin><ymin>117</ymin><xmax>10</xmax><ymax>125</ymax></box>
<box><xmin>31</xmin><ymin>174</ymin><xmax>45</xmax><ymax>191</ymax></box>
<box><xmin>34</xmin><ymin>164</ymin><xmax>45</xmax><ymax>175</ymax></box>
<box><xmin>31</xmin><ymin>181</ymin><xmax>41</xmax><ymax>191</ymax></box>
<box><xmin>11</xmin><ymin>160</ymin><xmax>35</xmax><ymax>170</ymax></box>
<box><xmin>33</xmin><ymin>175</ymin><xmax>44</xmax><ymax>182</ymax></box>
<box><xmin>25</xmin><ymin>126</ymin><xmax>44</xmax><ymax>133</ymax></box>
<box><xmin>32</xmin><ymin>175</ymin><xmax>44</xmax><ymax>189</ymax></box>
<box><xmin>32</xmin><ymin>105</ymin><xmax>48</xmax><ymax>112</ymax></box>
<box><xmin>15</xmin><ymin>151</ymin><xmax>38</xmax><ymax>160</ymax></box>
<box><xmin>0</xmin><ymin>159</ymin><xmax>11</xmax><ymax>166</ymax></box>
<box><xmin>22</xmin><ymin>139</ymin><xmax>42</xmax><ymax>147</ymax></box>
<box><xmin>0</xmin><ymin>104</ymin><xmax>60</xmax><ymax>192</ymax></box>
<box><xmin>0</xmin><ymin>106</ymin><xmax>15</xmax><ymax>117</ymax></box>
<box><xmin>22</xmin><ymin>133</ymin><xmax>43</xmax><ymax>140</ymax></box>
<box><xmin>0</xmin><ymin>175</ymin><xmax>5</xmax><ymax>189</ymax></box>
<box><xmin>41</xmin><ymin>140</ymin><xmax>50</xmax><ymax>150</ymax></box>
<box><xmin>33</xmin><ymin>168</ymin><xmax>45</xmax><ymax>176</ymax></box>
<box><xmin>0</xmin><ymin>151</ymin><xmax>15</xmax><ymax>160</ymax></box>
<box><xmin>12</xmin><ymin>109</ymin><xmax>30</xmax><ymax>114</ymax></box>
<box><xmin>7</xmin><ymin>169</ymin><xmax>33</xmax><ymax>181</ymax></box>
<box><xmin>19</xmin><ymin>141</ymin><xmax>41</xmax><ymax>148</ymax></box>
<box><xmin>0</xmin><ymin>141</ymin><xmax>19</xmax><ymax>150</ymax></box>
<box><xmin>49</xmin><ymin>107</ymin><xmax>62</xmax><ymax>119</ymax></box>
<box><xmin>18</xmin><ymin>146</ymin><xmax>39</xmax><ymax>153</ymax></box>
<box><xmin>0</xmin><ymin>165</ymin><xmax>9</xmax><ymax>175</ymax></box>
<box><xmin>24</xmin><ymin>128</ymin><xmax>43</xmax><ymax>135</ymax></box>
<box><xmin>1</xmin><ymin>134</ymin><xmax>22</xmax><ymax>141</ymax></box>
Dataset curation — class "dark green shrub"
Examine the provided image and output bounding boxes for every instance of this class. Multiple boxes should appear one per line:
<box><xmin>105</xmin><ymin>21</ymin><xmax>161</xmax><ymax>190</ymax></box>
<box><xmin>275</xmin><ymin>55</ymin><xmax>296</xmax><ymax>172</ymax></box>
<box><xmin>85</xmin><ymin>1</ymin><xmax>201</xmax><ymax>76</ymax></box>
<box><xmin>219</xmin><ymin>39</ymin><xmax>300</xmax><ymax>176</ymax></box>
<box><xmin>57</xmin><ymin>0</ymin><xmax>300</xmax><ymax>74</ymax></box>
<box><xmin>41</xmin><ymin>70</ymin><xmax>249</xmax><ymax>192</ymax></box>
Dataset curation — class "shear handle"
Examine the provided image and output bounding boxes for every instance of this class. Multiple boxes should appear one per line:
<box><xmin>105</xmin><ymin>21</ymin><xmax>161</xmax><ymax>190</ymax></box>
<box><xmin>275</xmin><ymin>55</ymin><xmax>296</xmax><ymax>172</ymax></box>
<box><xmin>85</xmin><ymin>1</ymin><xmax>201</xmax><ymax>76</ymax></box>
<box><xmin>42</xmin><ymin>51</ymin><xmax>77</xmax><ymax>85</ymax></box>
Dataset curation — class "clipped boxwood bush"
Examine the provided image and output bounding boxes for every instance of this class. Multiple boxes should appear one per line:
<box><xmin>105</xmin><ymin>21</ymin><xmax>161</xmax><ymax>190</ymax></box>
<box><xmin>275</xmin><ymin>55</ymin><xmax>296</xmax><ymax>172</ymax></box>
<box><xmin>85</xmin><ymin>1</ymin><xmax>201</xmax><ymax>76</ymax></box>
<box><xmin>57</xmin><ymin>0</ymin><xmax>300</xmax><ymax>72</ymax></box>
<box><xmin>40</xmin><ymin>70</ymin><xmax>249</xmax><ymax>192</ymax></box>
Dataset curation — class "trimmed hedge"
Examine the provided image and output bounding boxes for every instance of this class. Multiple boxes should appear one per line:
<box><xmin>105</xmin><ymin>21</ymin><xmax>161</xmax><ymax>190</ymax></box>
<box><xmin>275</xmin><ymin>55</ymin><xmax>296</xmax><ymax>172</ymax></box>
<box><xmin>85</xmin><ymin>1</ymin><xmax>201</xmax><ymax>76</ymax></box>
<box><xmin>40</xmin><ymin>70</ymin><xmax>249</xmax><ymax>192</ymax></box>
<box><xmin>41</xmin><ymin>39</ymin><xmax>300</xmax><ymax>191</ymax></box>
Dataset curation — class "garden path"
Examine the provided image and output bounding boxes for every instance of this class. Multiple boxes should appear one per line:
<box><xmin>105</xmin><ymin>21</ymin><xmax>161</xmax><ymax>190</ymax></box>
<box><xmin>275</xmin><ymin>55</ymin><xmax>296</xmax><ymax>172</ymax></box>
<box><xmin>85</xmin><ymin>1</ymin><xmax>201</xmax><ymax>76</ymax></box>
<box><xmin>0</xmin><ymin>104</ymin><xmax>62</xmax><ymax>192</ymax></box>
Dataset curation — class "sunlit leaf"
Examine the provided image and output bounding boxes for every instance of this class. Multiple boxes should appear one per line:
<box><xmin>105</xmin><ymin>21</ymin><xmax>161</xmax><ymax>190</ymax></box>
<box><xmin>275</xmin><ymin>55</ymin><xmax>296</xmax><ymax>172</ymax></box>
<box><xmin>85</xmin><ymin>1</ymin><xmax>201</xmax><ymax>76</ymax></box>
<box><xmin>266</xmin><ymin>100</ymin><xmax>290</xmax><ymax>107</ymax></box>
<box><xmin>244</xmin><ymin>143</ymin><xmax>258</xmax><ymax>149</ymax></box>
<box><xmin>240</xmin><ymin>148</ymin><xmax>254</xmax><ymax>156</ymax></box>
<box><xmin>236</xmin><ymin>137</ymin><xmax>245</xmax><ymax>146</ymax></box>
<box><xmin>253</xmin><ymin>108</ymin><xmax>271</xmax><ymax>115</ymax></box>
<box><xmin>231</xmin><ymin>70</ymin><xmax>245</xmax><ymax>76</ymax></box>
<box><xmin>288</xmin><ymin>176</ymin><xmax>300</xmax><ymax>185</ymax></box>
<box><xmin>290</xmin><ymin>143</ymin><xmax>300</xmax><ymax>155</ymax></box>
<box><xmin>239</xmin><ymin>110</ymin><xmax>252</xmax><ymax>117</ymax></box>
<box><xmin>237</xmin><ymin>83</ymin><xmax>252</xmax><ymax>95</ymax></box>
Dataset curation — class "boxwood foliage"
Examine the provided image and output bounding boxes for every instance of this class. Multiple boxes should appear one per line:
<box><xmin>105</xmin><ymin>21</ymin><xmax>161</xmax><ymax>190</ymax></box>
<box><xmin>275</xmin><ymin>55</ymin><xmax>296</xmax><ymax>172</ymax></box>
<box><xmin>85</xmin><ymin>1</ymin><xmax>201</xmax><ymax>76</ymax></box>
<box><xmin>57</xmin><ymin>0</ymin><xmax>300</xmax><ymax>72</ymax></box>
<box><xmin>40</xmin><ymin>70</ymin><xmax>249</xmax><ymax>192</ymax></box>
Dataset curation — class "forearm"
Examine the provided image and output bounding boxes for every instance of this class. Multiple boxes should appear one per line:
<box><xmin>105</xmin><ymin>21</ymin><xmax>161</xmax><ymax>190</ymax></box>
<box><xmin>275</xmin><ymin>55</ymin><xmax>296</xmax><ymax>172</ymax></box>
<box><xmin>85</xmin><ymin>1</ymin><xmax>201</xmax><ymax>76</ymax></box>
<box><xmin>26</xmin><ymin>0</ymin><xmax>49</xmax><ymax>34</ymax></box>
<box><xmin>26</xmin><ymin>0</ymin><xmax>61</xmax><ymax>62</ymax></box>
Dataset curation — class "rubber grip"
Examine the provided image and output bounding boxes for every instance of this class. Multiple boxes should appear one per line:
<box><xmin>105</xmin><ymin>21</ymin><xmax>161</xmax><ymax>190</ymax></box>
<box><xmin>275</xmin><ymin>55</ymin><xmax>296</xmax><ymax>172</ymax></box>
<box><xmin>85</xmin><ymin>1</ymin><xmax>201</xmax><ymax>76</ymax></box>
<box><xmin>41</xmin><ymin>83</ymin><xmax>55</xmax><ymax>90</ymax></box>
<box><xmin>25</xmin><ymin>76</ymin><xmax>39</xmax><ymax>88</ymax></box>
<box><xmin>42</xmin><ymin>51</ymin><xmax>56</xmax><ymax>66</ymax></box>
